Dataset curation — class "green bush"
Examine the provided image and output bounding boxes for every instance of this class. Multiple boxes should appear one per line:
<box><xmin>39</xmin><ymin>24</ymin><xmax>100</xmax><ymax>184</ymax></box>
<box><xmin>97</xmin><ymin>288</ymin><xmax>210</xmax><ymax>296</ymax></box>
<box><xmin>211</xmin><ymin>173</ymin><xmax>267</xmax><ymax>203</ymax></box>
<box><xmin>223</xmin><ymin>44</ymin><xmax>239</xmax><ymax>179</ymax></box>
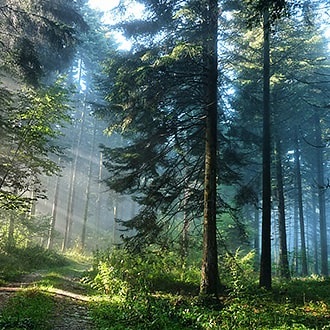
<box><xmin>84</xmin><ymin>247</ymin><xmax>200</xmax><ymax>295</ymax></box>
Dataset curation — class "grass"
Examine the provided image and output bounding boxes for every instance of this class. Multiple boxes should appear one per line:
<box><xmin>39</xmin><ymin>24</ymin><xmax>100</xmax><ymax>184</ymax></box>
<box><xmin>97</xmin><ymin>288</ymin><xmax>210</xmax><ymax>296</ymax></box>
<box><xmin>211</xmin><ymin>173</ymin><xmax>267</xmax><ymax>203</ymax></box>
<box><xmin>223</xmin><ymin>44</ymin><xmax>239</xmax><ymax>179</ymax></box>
<box><xmin>0</xmin><ymin>245</ymin><xmax>95</xmax><ymax>329</ymax></box>
<box><xmin>0</xmin><ymin>288</ymin><xmax>54</xmax><ymax>329</ymax></box>
<box><xmin>0</xmin><ymin>245</ymin><xmax>69</xmax><ymax>282</ymax></box>
<box><xmin>88</xmin><ymin>278</ymin><xmax>330</xmax><ymax>330</ymax></box>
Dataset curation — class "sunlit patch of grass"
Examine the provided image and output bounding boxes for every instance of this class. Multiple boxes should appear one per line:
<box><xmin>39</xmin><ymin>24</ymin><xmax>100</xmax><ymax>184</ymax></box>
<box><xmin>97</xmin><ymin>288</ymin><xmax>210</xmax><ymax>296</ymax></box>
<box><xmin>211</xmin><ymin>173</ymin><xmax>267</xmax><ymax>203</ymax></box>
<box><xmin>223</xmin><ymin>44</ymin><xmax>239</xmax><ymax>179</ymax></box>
<box><xmin>0</xmin><ymin>288</ymin><xmax>54</xmax><ymax>329</ymax></box>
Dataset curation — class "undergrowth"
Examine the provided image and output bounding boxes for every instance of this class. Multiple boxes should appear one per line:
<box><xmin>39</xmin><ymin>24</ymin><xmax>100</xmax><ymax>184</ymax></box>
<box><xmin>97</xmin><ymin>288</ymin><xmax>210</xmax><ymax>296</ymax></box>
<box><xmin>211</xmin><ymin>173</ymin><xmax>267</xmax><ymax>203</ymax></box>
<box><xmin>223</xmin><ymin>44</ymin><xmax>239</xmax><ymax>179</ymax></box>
<box><xmin>85</xmin><ymin>248</ymin><xmax>330</xmax><ymax>330</ymax></box>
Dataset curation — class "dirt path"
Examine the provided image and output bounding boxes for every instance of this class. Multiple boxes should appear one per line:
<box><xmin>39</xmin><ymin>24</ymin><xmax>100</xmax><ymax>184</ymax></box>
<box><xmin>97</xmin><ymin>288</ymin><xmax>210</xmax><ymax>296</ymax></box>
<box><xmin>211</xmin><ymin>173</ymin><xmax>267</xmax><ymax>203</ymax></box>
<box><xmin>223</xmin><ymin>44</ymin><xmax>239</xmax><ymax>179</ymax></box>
<box><xmin>0</xmin><ymin>270</ymin><xmax>97</xmax><ymax>329</ymax></box>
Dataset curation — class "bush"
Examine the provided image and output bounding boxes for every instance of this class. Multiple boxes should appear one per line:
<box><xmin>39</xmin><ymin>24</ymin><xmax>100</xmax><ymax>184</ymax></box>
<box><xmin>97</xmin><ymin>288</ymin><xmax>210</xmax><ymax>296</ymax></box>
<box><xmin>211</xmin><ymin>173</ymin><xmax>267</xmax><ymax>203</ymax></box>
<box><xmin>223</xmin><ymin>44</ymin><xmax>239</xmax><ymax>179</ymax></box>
<box><xmin>84</xmin><ymin>247</ymin><xmax>200</xmax><ymax>296</ymax></box>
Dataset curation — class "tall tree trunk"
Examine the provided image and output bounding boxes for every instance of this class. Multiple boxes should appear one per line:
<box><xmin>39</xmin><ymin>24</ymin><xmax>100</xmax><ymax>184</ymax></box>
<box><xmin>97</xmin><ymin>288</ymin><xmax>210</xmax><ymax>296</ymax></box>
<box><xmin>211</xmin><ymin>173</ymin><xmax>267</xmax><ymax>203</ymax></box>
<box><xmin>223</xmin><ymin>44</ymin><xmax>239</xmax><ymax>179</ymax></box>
<box><xmin>312</xmin><ymin>194</ymin><xmax>319</xmax><ymax>274</ymax></box>
<box><xmin>254</xmin><ymin>205</ymin><xmax>260</xmax><ymax>270</ymax></box>
<box><xmin>62</xmin><ymin>101</ymin><xmax>86</xmax><ymax>252</ymax></box>
<box><xmin>260</xmin><ymin>2</ymin><xmax>272</xmax><ymax>289</ymax></box>
<box><xmin>274</xmin><ymin>136</ymin><xmax>290</xmax><ymax>279</ymax></box>
<box><xmin>47</xmin><ymin>159</ymin><xmax>61</xmax><ymax>250</ymax></box>
<box><xmin>181</xmin><ymin>188</ymin><xmax>190</xmax><ymax>261</ymax></box>
<box><xmin>314</xmin><ymin>112</ymin><xmax>328</xmax><ymax>276</ymax></box>
<box><xmin>81</xmin><ymin>120</ymin><xmax>97</xmax><ymax>250</ymax></box>
<box><xmin>294</xmin><ymin>129</ymin><xmax>308</xmax><ymax>276</ymax></box>
<box><xmin>113</xmin><ymin>197</ymin><xmax>118</xmax><ymax>245</ymax></box>
<box><xmin>200</xmin><ymin>0</ymin><xmax>220</xmax><ymax>297</ymax></box>
<box><xmin>293</xmin><ymin>197</ymin><xmax>299</xmax><ymax>275</ymax></box>
<box><xmin>95</xmin><ymin>152</ymin><xmax>103</xmax><ymax>240</ymax></box>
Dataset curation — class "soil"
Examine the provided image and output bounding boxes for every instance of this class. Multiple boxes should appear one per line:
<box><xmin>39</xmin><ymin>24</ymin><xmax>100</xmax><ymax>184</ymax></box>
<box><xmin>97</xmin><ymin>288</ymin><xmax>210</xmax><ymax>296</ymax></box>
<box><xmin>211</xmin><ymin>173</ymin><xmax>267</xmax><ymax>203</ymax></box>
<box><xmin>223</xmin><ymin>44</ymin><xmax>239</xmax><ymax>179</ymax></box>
<box><xmin>0</xmin><ymin>271</ymin><xmax>97</xmax><ymax>329</ymax></box>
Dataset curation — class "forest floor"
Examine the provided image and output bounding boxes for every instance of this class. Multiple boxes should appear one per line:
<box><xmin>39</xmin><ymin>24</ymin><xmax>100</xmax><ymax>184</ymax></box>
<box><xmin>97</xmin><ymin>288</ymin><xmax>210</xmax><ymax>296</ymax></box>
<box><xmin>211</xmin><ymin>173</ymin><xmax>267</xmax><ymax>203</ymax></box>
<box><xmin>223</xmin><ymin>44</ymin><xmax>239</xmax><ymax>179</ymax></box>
<box><xmin>1</xmin><ymin>249</ymin><xmax>330</xmax><ymax>329</ymax></box>
<box><xmin>0</xmin><ymin>260</ymin><xmax>97</xmax><ymax>329</ymax></box>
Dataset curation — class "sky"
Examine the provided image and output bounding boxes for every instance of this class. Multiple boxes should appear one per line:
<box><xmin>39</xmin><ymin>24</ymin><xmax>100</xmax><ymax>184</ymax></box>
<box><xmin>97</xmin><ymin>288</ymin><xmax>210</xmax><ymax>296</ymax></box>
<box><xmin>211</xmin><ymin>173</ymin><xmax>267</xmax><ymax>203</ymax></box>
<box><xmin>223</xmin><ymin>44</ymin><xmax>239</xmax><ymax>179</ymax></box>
<box><xmin>88</xmin><ymin>0</ymin><xmax>119</xmax><ymax>11</ymax></box>
<box><xmin>88</xmin><ymin>1</ymin><xmax>329</xmax><ymax>52</ymax></box>
<box><xmin>88</xmin><ymin>0</ymin><xmax>145</xmax><ymax>50</ymax></box>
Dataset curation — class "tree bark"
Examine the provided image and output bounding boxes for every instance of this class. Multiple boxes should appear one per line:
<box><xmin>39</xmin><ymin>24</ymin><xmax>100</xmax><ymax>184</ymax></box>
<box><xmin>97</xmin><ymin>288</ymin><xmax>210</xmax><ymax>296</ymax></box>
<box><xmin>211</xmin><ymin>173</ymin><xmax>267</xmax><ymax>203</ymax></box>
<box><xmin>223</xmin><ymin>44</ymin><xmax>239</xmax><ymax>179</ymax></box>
<box><xmin>47</xmin><ymin>158</ymin><xmax>61</xmax><ymax>250</ymax></box>
<box><xmin>81</xmin><ymin>120</ymin><xmax>97</xmax><ymax>250</ymax></box>
<box><xmin>314</xmin><ymin>112</ymin><xmax>328</xmax><ymax>276</ymax></box>
<box><xmin>274</xmin><ymin>136</ymin><xmax>290</xmax><ymax>279</ymax></box>
<box><xmin>259</xmin><ymin>2</ymin><xmax>272</xmax><ymax>289</ymax></box>
<box><xmin>312</xmin><ymin>194</ymin><xmax>319</xmax><ymax>274</ymax></box>
<box><xmin>62</xmin><ymin>100</ymin><xmax>86</xmax><ymax>252</ymax></box>
<box><xmin>294</xmin><ymin>129</ymin><xmax>308</xmax><ymax>276</ymax></box>
<box><xmin>200</xmin><ymin>0</ymin><xmax>220</xmax><ymax>297</ymax></box>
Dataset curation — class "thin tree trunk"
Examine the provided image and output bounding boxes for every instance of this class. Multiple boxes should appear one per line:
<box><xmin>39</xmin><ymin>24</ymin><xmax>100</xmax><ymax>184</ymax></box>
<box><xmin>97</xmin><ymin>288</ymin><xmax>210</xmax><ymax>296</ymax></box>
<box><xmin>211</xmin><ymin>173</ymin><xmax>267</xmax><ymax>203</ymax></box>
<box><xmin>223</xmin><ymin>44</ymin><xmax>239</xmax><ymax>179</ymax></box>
<box><xmin>294</xmin><ymin>129</ymin><xmax>308</xmax><ymax>276</ymax></box>
<box><xmin>314</xmin><ymin>112</ymin><xmax>328</xmax><ymax>276</ymax></box>
<box><xmin>260</xmin><ymin>2</ymin><xmax>272</xmax><ymax>289</ymax></box>
<box><xmin>81</xmin><ymin>120</ymin><xmax>97</xmax><ymax>250</ymax></box>
<box><xmin>293</xmin><ymin>197</ymin><xmax>299</xmax><ymax>275</ymax></box>
<box><xmin>62</xmin><ymin>102</ymin><xmax>86</xmax><ymax>252</ymax></box>
<box><xmin>200</xmin><ymin>0</ymin><xmax>220</xmax><ymax>297</ymax></box>
<box><xmin>312</xmin><ymin>194</ymin><xmax>319</xmax><ymax>274</ymax></box>
<box><xmin>254</xmin><ymin>205</ymin><xmax>260</xmax><ymax>270</ymax></box>
<box><xmin>95</xmin><ymin>152</ymin><xmax>103</xmax><ymax>239</ymax></box>
<box><xmin>113</xmin><ymin>198</ymin><xmax>118</xmax><ymax>245</ymax></box>
<box><xmin>274</xmin><ymin>136</ymin><xmax>290</xmax><ymax>279</ymax></box>
<box><xmin>47</xmin><ymin>163</ymin><xmax>61</xmax><ymax>250</ymax></box>
<box><xmin>181</xmin><ymin>188</ymin><xmax>190</xmax><ymax>261</ymax></box>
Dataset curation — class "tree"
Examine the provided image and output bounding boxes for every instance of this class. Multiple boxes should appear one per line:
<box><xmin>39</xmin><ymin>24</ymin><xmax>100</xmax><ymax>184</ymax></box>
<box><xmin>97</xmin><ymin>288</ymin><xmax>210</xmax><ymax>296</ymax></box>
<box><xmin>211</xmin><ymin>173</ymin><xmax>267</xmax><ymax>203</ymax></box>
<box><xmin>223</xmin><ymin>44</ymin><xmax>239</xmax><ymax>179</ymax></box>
<box><xmin>259</xmin><ymin>0</ymin><xmax>272</xmax><ymax>289</ymax></box>
<box><xmin>200</xmin><ymin>0</ymin><xmax>221</xmax><ymax>297</ymax></box>
<box><xmin>96</xmin><ymin>0</ymin><xmax>244</xmax><ymax>297</ymax></box>
<box><xmin>0</xmin><ymin>81</ymin><xmax>71</xmax><ymax>247</ymax></box>
<box><xmin>274</xmin><ymin>134</ymin><xmax>290</xmax><ymax>279</ymax></box>
<box><xmin>0</xmin><ymin>0</ymin><xmax>88</xmax><ymax>85</ymax></box>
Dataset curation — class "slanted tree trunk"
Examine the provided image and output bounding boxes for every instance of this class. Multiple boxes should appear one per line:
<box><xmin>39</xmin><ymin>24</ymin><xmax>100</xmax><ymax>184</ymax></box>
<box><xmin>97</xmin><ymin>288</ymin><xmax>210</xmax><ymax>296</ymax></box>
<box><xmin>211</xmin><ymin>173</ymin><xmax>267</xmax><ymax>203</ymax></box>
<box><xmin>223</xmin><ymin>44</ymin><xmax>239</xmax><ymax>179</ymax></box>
<box><xmin>274</xmin><ymin>136</ymin><xmax>290</xmax><ymax>279</ymax></box>
<box><xmin>260</xmin><ymin>2</ymin><xmax>272</xmax><ymax>289</ymax></box>
<box><xmin>200</xmin><ymin>0</ymin><xmax>220</xmax><ymax>297</ymax></box>
<box><xmin>314</xmin><ymin>112</ymin><xmax>328</xmax><ymax>276</ymax></box>
<box><xmin>294</xmin><ymin>129</ymin><xmax>308</xmax><ymax>276</ymax></box>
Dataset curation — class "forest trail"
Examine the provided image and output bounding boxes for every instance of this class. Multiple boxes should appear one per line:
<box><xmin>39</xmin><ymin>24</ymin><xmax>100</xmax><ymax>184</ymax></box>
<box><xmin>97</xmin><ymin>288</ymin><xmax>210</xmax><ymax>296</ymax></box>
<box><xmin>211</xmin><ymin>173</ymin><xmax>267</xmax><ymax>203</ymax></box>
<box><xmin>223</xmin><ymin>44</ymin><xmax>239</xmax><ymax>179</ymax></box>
<box><xmin>0</xmin><ymin>262</ymin><xmax>97</xmax><ymax>329</ymax></box>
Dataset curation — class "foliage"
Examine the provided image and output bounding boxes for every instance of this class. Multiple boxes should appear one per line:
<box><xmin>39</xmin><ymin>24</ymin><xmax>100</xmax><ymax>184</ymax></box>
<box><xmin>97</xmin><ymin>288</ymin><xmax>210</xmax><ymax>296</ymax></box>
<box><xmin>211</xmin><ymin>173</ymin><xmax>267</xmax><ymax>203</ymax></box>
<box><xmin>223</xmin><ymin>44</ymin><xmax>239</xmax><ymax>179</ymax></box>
<box><xmin>83</xmin><ymin>248</ymin><xmax>200</xmax><ymax>296</ymax></box>
<box><xmin>98</xmin><ymin>0</ymin><xmax>242</xmax><ymax>252</ymax></box>
<box><xmin>0</xmin><ymin>212</ymin><xmax>50</xmax><ymax>249</ymax></box>
<box><xmin>220</xmin><ymin>249</ymin><xmax>257</xmax><ymax>295</ymax></box>
<box><xmin>86</xmin><ymin>248</ymin><xmax>330</xmax><ymax>329</ymax></box>
<box><xmin>0</xmin><ymin>0</ymin><xmax>88</xmax><ymax>85</ymax></box>
<box><xmin>0</xmin><ymin>80</ymin><xmax>71</xmax><ymax>212</ymax></box>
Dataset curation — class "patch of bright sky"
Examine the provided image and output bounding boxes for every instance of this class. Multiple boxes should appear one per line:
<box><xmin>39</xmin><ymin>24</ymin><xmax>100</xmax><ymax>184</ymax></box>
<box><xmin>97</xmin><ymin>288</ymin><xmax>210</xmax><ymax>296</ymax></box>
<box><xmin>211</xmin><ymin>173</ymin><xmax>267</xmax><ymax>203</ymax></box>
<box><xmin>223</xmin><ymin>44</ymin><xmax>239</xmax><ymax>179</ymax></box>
<box><xmin>88</xmin><ymin>0</ymin><xmax>145</xmax><ymax>50</ymax></box>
